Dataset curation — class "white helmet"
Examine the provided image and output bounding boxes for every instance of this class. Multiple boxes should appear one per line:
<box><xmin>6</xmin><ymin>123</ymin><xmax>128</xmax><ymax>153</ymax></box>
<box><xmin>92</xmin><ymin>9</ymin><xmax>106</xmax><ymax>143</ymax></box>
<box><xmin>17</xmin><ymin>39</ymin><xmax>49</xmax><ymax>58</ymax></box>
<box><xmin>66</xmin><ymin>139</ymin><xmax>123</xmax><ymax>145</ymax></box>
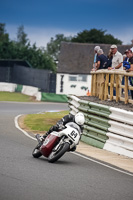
<box><xmin>75</xmin><ymin>112</ymin><xmax>85</xmax><ymax>126</ymax></box>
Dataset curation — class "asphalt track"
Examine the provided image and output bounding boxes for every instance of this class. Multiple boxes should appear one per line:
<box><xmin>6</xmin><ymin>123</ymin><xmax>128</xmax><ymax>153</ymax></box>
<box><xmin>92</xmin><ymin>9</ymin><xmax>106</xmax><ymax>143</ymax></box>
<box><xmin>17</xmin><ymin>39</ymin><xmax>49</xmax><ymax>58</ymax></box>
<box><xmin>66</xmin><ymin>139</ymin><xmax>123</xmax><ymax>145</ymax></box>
<box><xmin>0</xmin><ymin>102</ymin><xmax>133</xmax><ymax>200</ymax></box>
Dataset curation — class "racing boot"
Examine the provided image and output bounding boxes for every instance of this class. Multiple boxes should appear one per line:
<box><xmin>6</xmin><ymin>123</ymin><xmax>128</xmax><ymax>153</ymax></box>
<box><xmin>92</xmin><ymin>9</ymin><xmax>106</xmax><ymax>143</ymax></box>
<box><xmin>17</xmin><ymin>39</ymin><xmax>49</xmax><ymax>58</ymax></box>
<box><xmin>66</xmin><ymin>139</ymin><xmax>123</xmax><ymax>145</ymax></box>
<box><xmin>69</xmin><ymin>146</ymin><xmax>76</xmax><ymax>152</ymax></box>
<box><xmin>35</xmin><ymin>134</ymin><xmax>47</xmax><ymax>149</ymax></box>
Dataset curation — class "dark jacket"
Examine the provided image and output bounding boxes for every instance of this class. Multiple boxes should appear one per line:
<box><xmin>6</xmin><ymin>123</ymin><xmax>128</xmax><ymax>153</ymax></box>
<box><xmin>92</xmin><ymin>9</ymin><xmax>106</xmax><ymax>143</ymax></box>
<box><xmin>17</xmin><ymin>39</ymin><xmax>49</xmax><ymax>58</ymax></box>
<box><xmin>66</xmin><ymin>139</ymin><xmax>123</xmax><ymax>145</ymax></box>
<box><xmin>47</xmin><ymin>114</ymin><xmax>84</xmax><ymax>134</ymax></box>
<box><xmin>57</xmin><ymin>114</ymin><xmax>84</xmax><ymax>132</ymax></box>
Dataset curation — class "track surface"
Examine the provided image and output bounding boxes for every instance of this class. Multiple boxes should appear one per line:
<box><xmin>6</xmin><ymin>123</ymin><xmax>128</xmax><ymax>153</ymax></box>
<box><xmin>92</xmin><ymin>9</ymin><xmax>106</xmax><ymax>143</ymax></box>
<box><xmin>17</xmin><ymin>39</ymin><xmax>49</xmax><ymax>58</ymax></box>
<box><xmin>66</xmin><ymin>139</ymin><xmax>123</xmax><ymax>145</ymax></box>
<box><xmin>0</xmin><ymin>102</ymin><xmax>133</xmax><ymax>200</ymax></box>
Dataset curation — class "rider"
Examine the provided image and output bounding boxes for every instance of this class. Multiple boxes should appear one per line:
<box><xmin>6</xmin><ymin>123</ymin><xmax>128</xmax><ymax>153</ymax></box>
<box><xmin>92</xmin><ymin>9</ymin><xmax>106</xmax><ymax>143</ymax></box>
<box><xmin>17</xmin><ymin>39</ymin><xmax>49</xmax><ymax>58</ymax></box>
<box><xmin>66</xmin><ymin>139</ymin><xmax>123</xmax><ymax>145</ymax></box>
<box><xmin>38</xmin><ymin>112</ymin><xmax>85</xmax><ymax>151</ymax></box>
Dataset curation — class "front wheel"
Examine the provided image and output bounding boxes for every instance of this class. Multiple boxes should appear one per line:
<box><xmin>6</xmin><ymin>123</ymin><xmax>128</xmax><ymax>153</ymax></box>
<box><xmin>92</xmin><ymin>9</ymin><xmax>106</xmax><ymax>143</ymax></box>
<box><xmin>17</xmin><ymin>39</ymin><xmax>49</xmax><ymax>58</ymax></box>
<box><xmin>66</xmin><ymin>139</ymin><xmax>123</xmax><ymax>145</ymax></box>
<box><xmin>48</xmin><ymin>142</ymin><xmax>70</xmax><ymax>163</ymax></box>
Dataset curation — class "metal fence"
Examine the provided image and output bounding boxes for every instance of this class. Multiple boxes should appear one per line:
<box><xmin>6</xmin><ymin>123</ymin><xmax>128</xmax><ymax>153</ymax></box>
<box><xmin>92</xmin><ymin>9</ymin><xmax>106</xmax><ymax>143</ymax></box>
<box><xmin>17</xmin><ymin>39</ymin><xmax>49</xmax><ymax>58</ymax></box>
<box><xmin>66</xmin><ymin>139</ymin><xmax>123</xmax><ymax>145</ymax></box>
<box><xmin>0</xmin><ymin>65</ymin><xmax>56</xmax><ymax>93</ymax></box>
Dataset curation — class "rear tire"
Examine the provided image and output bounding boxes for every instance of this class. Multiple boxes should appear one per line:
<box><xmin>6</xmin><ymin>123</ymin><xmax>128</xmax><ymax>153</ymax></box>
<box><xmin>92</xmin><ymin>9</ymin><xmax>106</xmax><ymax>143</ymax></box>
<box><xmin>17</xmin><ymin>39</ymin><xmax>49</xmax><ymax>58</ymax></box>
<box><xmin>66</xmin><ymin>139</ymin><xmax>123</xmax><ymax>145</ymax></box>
<box><xmin>48</xmin><ymin>142</ymin><xmax>70</xmax><ymax>163</ymax></box>
<box><xmin>32</xmin><ymin>146</ymin><xmax>42</xmax><ymax>158</ymax></box>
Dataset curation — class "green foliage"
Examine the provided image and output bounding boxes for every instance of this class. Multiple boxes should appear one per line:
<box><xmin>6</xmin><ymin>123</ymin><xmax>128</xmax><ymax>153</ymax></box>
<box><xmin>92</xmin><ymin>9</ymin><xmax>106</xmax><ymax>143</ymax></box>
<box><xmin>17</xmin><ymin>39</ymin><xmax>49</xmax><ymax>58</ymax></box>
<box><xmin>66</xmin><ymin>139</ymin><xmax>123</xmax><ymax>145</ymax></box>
<box><xmin>46</xmin><ymin>34</ymin><xmax>72</xmax><ymax>61</ymax></box>
<box><xmin>0</xmin><ymin>23</ymin><xmax>56</xmax><ymax>71</ymax></box>
<box><xmin>17</xmin><ymin>25</ymin><xmax>29</xmax><ymax>47</ymax></box>
<box><xmin>0</xmin><ymin>23</ymin><xmax>9</xmax><ymax>43</ymax></box>
<box><xmin>71</xmin><ymin>28</ymin><xmax>122</xmax><ymax>44</ymax></box>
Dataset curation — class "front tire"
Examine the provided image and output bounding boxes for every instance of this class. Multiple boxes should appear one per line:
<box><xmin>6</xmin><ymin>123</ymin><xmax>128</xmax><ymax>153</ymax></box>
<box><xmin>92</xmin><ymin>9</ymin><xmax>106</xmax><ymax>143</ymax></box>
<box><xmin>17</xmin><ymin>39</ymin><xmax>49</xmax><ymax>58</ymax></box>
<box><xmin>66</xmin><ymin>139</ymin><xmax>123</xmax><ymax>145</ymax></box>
<box><xmin>48</xmin><ymin>142</ymin><xmax>70</xmax><ymax>163</ymax></box>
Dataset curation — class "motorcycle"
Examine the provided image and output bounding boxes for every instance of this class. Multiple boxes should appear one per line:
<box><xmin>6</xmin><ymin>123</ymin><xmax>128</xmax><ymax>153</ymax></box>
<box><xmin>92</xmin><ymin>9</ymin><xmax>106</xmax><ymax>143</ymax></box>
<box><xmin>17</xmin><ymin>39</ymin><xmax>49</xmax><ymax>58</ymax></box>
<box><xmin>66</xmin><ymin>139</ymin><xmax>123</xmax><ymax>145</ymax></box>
<box><xmin>32</xmin><ymin>122</ymin><xmax>82</xmax><ymax>163</ymax></box>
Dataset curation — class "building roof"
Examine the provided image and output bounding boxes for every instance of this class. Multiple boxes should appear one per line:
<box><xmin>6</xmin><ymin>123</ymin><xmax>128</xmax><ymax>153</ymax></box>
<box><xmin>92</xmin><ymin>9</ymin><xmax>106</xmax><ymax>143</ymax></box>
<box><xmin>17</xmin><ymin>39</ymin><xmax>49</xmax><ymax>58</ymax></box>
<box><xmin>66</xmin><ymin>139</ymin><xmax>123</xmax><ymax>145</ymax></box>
<box><xmin>57</xmin><ymin>42</ymin><xmax>133</xmax><ymax>74</ymax></box>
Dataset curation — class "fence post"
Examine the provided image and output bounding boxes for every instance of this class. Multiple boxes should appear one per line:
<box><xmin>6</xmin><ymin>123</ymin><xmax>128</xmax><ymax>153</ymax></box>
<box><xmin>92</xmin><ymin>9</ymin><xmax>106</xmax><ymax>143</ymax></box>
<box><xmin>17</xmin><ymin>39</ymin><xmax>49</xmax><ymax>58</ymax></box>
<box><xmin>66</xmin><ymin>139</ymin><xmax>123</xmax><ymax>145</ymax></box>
<box><xmin>91</xmin><ymin>74</ymin><xmax>94</xmax><ymax>95</ymax></box>
<box><xmin>125</xmin><ymin>76</ymin><xmax>129</xmax><ymax>104</ymax></box>
<box><xmin>110</xmin><ymin>74</ymin><xmax>114</xmax><ymax>100</ymax></box>
<box><xmin>96</xmin><ymin>74</ymin><xmax>100</xmax><ymax>97</ymax></box>
<box><xmin>104</xmin><ymin>73</ymin><xmax>109</xmax><ymax>100</ymax></box>
<box><xmin>99</xmin><ymin>73</ymin><xmax>105</xmax><ymax>100</ymax></box>
<box><xmin>116</xmin><ymin>74</ymin><xmax>120</xmax><ymax>102</ymax></box>
<box><xmin>93</xmin><ymin>74</ymin><xmax>97</xmax><ymax>96</ymax></box>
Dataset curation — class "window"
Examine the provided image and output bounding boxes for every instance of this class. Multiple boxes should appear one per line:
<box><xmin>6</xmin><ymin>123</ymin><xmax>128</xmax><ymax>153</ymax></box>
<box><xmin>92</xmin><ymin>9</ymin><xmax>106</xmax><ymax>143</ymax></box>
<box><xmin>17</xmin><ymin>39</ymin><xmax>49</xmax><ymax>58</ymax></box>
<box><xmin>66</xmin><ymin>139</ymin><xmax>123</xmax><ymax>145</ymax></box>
<box><xmin>69</xmin><ymin>75</ymin><xmax>87</xmax><ymax>82</ymax></box>
<box><xmin>78</xmin><ymin>75</ymin><xmax>87</xmax><ymax>82</ymax></box>
<box><xmin>69</xmin><ymin>76</ymin><xmax>77</xmax><ymax>81</ymax></box>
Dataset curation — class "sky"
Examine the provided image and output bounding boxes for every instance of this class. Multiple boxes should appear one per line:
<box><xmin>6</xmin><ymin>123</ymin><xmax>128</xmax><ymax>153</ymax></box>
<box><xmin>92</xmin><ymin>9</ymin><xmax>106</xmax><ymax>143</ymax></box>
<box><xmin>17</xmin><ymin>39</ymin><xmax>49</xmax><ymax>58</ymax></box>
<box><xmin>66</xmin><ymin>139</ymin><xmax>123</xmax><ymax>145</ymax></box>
<box><xmin>1</xmin><ymin>0</ymin><xmax>133</xmax><ymax>48</ymax></box>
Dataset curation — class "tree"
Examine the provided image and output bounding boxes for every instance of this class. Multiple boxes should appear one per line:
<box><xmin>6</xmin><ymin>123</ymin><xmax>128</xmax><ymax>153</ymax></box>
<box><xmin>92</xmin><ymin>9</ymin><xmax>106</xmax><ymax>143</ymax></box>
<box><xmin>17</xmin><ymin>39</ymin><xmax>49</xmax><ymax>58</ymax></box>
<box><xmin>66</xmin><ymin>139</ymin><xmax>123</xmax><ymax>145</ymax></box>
<box><xmin>24</xmin><ymin>45</ymin><xmax>56</xmax><ymax>71</ymax></box>
<box><xmin>46</xmin><ymin>34</ymin><xmax>72</xmax><ymax>61</ymax></box>
<box><xmin>0</xmin><ymin>23</ymin><xmax>11</xmax><ymax>59</ymax></box>
<box><xmin>17</xmin><ymin>25</ymin><xmax>29</xmax><ymax>46</ymax></box>
<box><xmin>0</xmin><ymin>23</ymin><xmax>56</xmax><ymax>71</ymax></box>
<box><xmin>71</xmin><ymin>29</ymin><xmax>122</xmax><ymax>44</ymax></box>
<box><xmin>0</xmin><ymin>23</ymin><xmax>9</xmax><ymax>43</ymax></box>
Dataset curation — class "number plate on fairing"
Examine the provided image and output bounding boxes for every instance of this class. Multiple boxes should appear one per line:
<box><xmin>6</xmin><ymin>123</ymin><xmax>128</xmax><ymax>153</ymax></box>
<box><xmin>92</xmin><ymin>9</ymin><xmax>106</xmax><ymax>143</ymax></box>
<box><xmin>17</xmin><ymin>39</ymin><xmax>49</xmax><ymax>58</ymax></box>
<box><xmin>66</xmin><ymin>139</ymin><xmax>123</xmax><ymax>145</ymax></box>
<box><xmin>68</xmin><ymin>130</ymin><xmax>79</xmax><ymax>142</ymax></box>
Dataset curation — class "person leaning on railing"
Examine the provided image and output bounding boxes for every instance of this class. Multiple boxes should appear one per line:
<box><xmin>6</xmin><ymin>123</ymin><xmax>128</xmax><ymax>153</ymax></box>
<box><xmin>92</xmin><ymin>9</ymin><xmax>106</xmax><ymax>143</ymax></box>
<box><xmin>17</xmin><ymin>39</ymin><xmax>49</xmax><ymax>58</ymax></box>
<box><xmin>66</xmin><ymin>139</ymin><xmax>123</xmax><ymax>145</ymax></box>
<box><xmin>108</xmin><ymin>45</ymin><xmax>123</xmax><ymax>70</ymax></box>
<box><xmin>123</xmin><ymin>49</ymin><xmax>133</xmax><ymax>99</ymax></box>
<box><xmin>96</xmin><ymin>49</ymin><xmax>108</xmax><ymax>70</ymax></box>
<box><xmin>105</xmin><ymin>49</ymin><xmax>113</xmax><ymax>68</ymax></box>
<box><xmin>107</xmin><ymin>44</ymin><xmax>123</xmax><ymax>96</ymax></box>
<box><xmin>92</xmin><ymin>46</ymin><xmax>100</xmax><ymax>71</ymax></box>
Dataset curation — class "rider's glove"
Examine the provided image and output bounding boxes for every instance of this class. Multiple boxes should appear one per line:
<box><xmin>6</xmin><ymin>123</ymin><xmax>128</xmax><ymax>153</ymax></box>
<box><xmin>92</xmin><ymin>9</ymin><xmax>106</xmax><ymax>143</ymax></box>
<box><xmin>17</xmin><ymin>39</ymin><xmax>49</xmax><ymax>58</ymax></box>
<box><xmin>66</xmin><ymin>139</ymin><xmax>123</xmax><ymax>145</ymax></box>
<box><xmin>57</xmin><ymin>123</ymin><xmax>64</xmax><ymax>130</ymax></box>
<box><xmin>39</xmin><ymin>136</ymin><xmax>45</xmax><ymax>142</ymax></box>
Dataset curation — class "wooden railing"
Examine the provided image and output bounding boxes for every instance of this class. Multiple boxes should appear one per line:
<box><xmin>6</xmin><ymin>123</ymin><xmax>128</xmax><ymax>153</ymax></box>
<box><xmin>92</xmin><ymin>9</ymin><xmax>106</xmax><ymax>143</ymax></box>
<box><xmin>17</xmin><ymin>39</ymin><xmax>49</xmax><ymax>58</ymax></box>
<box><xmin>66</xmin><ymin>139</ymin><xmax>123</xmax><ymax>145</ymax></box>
<box><xmin>91</xmin><ymin>69</ymin><xmax>133</xmax><ymax>104</ymax></box>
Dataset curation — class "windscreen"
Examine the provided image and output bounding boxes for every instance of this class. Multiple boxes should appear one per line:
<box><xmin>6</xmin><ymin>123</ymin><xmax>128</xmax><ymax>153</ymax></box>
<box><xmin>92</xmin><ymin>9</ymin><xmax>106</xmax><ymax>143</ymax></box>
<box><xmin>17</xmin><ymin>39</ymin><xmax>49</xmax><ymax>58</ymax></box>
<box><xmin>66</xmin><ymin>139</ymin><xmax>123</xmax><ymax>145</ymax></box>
<box><xmin>66</xmin><ymin>122</ymin><xmax>81</xmax><ymax>134</ymax></box>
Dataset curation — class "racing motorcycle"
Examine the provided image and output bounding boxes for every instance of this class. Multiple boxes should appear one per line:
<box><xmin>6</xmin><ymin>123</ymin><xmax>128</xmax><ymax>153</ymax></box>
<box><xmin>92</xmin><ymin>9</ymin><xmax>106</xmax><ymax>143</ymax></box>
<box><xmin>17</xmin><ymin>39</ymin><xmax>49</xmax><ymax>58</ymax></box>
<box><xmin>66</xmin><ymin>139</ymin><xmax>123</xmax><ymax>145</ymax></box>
<box><xmin>32</xmin><ymin>122</ymin><xmax>81</xmax><ymax>163</ymax></box>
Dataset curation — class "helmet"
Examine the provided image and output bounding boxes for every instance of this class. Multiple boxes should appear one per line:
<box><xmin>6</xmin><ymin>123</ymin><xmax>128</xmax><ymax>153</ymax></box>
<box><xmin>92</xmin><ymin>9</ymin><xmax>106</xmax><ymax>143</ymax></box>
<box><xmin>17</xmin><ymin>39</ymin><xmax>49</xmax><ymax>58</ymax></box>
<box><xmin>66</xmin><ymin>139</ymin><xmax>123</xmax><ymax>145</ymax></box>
<box><xmin>75</xmin><ymin>112</ymin><xmax>85</xmax><ymax>126</ymax></box>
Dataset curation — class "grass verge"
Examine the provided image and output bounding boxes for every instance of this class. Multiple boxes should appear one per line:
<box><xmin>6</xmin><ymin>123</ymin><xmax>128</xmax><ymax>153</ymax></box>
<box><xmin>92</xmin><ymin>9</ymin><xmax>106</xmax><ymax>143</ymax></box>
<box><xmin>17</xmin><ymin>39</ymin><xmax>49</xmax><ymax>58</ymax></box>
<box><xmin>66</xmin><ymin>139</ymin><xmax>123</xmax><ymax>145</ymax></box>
<box><xmin>0</xmin><ymin>92</ymin><xmax>36</xmax><ymax>102</ymax></box>
<box><xmin>22</xmin><ymin>110</ymin><xmax>69</xmax><ymax>134</ymax></box>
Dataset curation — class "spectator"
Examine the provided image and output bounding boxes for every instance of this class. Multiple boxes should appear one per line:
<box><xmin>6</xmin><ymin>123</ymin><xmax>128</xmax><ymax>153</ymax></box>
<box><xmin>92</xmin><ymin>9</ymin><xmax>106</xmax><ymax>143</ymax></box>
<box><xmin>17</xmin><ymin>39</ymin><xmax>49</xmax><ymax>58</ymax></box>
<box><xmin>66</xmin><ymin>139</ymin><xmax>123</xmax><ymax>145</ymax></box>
<box><xmin>123</xmin><ymin>54</ymin><xmax>127</xmax><ymax>61</ymax></box>
<box><xmin>124</xmin><ymin>49</ymin><xmax>129</xmax><ymax>62</ymax></box>
<box><xmin>105</xmin><ymin>49</ymin><xmax>113</xmax><ymax>68</ymax></box>
<box><xmin>92</xmin><ymin>45</ymin><xmax>100</xmax><ymax>71</ymax></box>
<box><xmin>125</xmin><ymin>49</ymin><xmax>133</xmax><ymax>99</ymax></box>
<box><xmin>108</xmin><ymin>44</ymin><xmax>123</xmax><ymax>70</ymax></box>
<box><xmin>96</xmin><ymin>49</ymin><xmax>108</xmax><ymax>70</ymax></box>
<box><xmin>105</xmin><ymin>49</ymin><xmax>113</xmax><ymax>95</ymax></box>
<box><xmin>122</xmin><ymin>53</ymin><xmax>128</xmax><ymax>93</ymax></box>
<box><xmin>108</xmin><ymin>45</ymin><xmax>123</xmax><ymax>96</ymax></box>
<box><xmin>123</xmin><ymin>50</ymin><xmax>133</xmax><ymax>71</ymax></box>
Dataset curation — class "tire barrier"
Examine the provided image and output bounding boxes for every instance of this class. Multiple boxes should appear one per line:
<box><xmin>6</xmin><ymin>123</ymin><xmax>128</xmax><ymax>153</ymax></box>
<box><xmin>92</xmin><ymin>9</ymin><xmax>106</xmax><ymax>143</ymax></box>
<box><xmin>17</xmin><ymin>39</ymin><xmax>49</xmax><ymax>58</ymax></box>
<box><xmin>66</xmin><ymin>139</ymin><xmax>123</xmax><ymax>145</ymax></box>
<box><xmin>0</xmin><ymin>82</ymin><xmax>68</xmax><ymax>103</ymax></box>
<box><xmin>0</xmin><ymin>82</ymin><xmax>17</xmax><ymax>92</ymax></box>
<box><xmin>68</xmin><ymin>95</ymin><xmax>133</xmax><ymax>158</ymax></box>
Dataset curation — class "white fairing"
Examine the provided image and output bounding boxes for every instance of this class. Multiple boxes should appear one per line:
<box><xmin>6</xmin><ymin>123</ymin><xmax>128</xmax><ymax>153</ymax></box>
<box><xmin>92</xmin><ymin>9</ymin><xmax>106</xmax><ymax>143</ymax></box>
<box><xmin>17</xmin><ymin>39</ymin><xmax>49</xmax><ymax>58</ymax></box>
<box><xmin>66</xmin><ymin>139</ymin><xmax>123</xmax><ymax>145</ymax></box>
<box><xmin>51</xmin><ymin>122</ymin><xmax>81</xmax><ymax>146</ymax></box>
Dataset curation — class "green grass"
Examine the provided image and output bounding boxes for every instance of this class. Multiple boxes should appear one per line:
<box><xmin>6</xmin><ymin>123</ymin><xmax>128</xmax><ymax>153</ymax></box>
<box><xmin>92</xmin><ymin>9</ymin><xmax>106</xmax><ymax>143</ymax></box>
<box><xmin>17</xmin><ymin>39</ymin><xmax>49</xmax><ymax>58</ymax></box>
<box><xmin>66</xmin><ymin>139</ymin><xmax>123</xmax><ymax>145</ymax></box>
<box><xmin>0</xmin><ymin>92</ymin><xmax>69</xmax><ymax>133</ymax></box>
<box><xmin>24</xmin><ymin>110</ymin><xmax>69</xmax><ymax>132</ymax></box>
<box><xmin>0</xmin><ymin>92</ymin><xmax>35</xmax><ymax>102</ymax></box>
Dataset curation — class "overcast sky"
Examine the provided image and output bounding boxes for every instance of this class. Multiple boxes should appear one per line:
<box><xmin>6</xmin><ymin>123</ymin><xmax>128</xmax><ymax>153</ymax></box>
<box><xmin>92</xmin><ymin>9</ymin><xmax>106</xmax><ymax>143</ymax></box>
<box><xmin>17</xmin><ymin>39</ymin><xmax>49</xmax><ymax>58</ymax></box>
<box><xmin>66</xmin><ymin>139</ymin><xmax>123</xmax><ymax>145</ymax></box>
<box><xmin>1</xmin><ymin>0</ymin><xmax>133</xmax><ymax>47</ymax></box>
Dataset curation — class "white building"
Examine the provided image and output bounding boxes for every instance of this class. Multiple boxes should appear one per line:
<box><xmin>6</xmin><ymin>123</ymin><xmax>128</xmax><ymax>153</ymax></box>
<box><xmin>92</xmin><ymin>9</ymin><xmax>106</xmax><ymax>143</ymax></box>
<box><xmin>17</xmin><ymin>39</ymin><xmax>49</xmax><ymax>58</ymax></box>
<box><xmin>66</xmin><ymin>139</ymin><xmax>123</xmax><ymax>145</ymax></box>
<box><xmin>56</xmin><ymin>73</ymin><xmax>91</xmax><ymax>96</ymax></box>
<box><xmin>56</xmin><ymin>42</ymin><xmax>93</xmax><ymax>96</ymax></box>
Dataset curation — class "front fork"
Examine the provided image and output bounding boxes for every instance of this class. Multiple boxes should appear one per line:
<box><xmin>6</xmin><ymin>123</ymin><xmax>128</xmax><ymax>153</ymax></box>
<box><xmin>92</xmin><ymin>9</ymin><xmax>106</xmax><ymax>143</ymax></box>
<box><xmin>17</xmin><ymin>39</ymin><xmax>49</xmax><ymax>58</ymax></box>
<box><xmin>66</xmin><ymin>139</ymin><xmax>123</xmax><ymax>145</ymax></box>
<box><xmin>54</xmin><ymin>136</ymin><xmax>74</xmax><ymax>152</ymax></box>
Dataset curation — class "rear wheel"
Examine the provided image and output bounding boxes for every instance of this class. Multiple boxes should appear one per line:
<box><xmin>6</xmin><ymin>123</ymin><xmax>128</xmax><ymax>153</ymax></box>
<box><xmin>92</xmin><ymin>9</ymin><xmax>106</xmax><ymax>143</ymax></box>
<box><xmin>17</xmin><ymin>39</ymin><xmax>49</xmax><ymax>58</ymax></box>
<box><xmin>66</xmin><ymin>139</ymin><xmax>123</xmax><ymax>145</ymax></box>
<box><xmin>32</xmin><ymin>146</ymin><xmax>42</xmax><ymax>158</ymax></box>
<box><xmin>48</xmin><ymin>142</ymin><xmax>70</xmax><ymax>163</ymax></box>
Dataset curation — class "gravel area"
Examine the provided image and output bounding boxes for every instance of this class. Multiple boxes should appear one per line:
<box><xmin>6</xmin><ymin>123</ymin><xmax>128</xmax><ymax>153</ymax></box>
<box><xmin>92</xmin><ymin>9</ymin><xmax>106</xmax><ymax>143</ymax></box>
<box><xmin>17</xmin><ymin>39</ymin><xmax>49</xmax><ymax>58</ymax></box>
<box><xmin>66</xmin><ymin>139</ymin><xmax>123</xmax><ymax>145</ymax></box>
<box><xmin>78</xmin><ymin>96</ymin><xmax>133</xmax><ymax>112</ymax></box>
